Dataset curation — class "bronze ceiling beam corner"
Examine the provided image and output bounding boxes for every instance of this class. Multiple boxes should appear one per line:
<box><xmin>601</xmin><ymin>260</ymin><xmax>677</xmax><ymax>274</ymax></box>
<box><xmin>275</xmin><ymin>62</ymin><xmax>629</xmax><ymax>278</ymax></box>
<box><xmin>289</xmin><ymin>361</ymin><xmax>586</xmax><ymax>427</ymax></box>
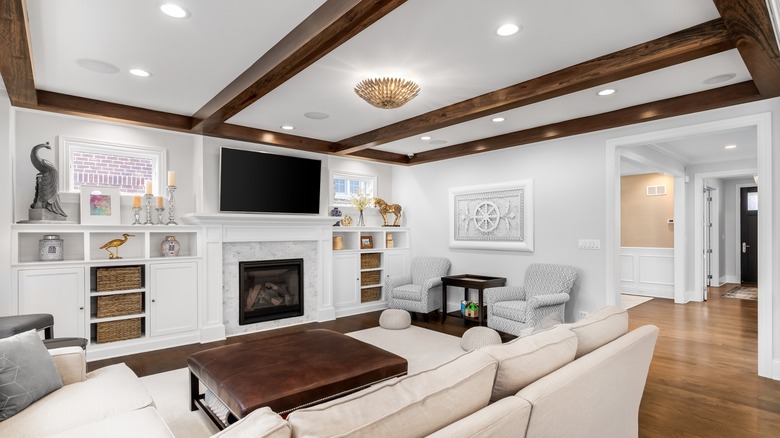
<box><xmin>205</xmin><ymin>123</ymin><xmax>333</xmax><ymax>154</ymax></box>
<box><xmin>334</xmin><ymin>19</ymin><xmax>734</xmax><ymax>155</ymax></box>
<box><xmin>347</xmin><ymin>148</ymin><xmax>410</xmax><ymax>165</ymax></box>
<box><xmin>191</xmin><ymin>0</ymin><xmax>408</xmax><ymax>134</ymax></box>
<box><xmin>0</xmin><ymin>0</ymin><xmax>37</xmax><ymax>106</ymax></box>
<box><xmin>34</xmin><ymin>91</ymin><xmax>193</xmax><ymax>132</ymax></box>
<box><xmin>408</xmin><ymin>81</ymin><xmax>762</xmax><ymax>165</ymax></box>
<box><xmin>712</xmin><ymin>0</ymin><xmax>780</xmax><ymax>98</ymax></box>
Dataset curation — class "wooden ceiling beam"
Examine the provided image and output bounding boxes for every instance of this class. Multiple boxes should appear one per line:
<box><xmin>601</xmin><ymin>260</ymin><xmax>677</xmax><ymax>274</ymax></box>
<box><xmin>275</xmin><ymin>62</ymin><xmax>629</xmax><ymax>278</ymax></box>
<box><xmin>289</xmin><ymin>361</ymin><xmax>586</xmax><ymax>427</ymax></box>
<box><xmin>191</xmin><ymin>0</ymin><xmax>407</xmax><ymax>133</ymax></box>
<box><xmin>206</xmin><ymin>123</ymin><xmax>333</xmax><ymax>154</ymax></box>
<box><xmin>34</xmin><ymin>91</ymin><xmax>193</xmax><ymax>132</ymax></box>
<box><xmin>335</xmin><ymin>19</ymin><xmax>734</xmax><ymax>155</ymax></box>
<box><xmin>408</xmin><ymin>81</ymin><xmax>761</xmax><ymax>165</ymax></box>
<box><xmin>0</xmin><ymin>0</ymin><xmax>36</xmax><ymax>106</ymax></box>
<box><xmin>348</xmin><ymin>148</ymin><xmax>410</xmax><ymax>165</ymax></box>
<box><xmin>711</xmin><ymin>0</ymin><xmax>780</xmax><ymax>97</ymax></box>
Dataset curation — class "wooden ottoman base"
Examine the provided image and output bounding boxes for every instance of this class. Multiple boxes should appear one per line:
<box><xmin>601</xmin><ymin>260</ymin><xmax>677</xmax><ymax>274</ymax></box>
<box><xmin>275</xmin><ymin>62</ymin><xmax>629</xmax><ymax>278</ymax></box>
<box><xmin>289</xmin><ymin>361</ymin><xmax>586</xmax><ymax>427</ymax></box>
<box><xmin>187</xmin><ymin>329</ymin><xmax>408</xmax><ymax>428</ymax></box>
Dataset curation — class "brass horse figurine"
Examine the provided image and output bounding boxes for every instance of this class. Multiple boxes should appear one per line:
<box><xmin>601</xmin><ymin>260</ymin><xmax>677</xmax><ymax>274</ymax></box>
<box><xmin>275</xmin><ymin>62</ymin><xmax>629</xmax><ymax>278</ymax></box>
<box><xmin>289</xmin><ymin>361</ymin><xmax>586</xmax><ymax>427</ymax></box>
<box><xmin>374</xmin><ymin>198</ymin><xmax>402</xmax><ymax>226</ymax></box>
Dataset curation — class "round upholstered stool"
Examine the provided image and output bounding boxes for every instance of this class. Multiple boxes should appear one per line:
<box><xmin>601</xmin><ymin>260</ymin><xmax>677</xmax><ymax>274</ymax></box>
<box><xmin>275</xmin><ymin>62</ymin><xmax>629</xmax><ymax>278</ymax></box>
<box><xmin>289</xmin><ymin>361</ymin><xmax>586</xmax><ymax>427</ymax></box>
<box><xmin>379</xmin><ymin>309</ymin><xmax>411</xmax><ymax>330</ymax></box>
<box><xmin>460</xmin><ymin>326</ymin><xmax>502</xmax><ymax>351</ymax></box>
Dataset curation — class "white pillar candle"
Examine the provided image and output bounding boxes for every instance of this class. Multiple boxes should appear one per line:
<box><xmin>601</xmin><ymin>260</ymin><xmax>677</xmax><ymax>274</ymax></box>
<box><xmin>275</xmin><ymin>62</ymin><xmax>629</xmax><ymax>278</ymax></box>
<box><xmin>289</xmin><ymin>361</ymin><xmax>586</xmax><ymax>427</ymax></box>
<box><xmin>168</xmin><ymin>170</ymin><xmax>176</xmax><ymax>186</ymax></box>
<box><xmin>145</xmin><ymin>180</ymin><xmax>153</xmax><ymax>195</ymax></box>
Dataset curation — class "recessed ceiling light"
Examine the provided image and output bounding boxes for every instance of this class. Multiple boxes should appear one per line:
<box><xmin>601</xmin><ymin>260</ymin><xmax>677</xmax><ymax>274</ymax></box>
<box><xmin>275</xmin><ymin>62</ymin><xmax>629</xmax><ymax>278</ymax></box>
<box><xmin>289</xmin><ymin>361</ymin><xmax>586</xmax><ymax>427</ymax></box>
<box><xmin>281</xmin><ymin>125</ymin><xmax>295</xmax><ymax>130</ymax></box>
<box><xmin>160</xmin><ymin>3</ymin><xmax>190</xmax><ymax>18</ymax></box>
<box><xmin>491</xmin><ymin>117</ymin><xmax>505</xmax><ymax>123</ymax></box>
<box><xmin>129</xmin><ymin>68</ymin><xmax>151</xmax><ymax>77</ymax></box>
<box><xmin>76</xmin><ymin>58</ymin><xmax>120</xmax><ymax>74</ymax></box>
<box><xmin>724</xmin><ymin>144</ymin><xmax>737</xmax><ymax>149</ymax></box>
<box><xmin>496</xmin><ymin>23</ymin><xmax>520</xmax><ymax>37</ymax></box>
<box><xmin>420</xmin><ymin>136</ymin><xmax>432</xmax><ymax>141</ymax></box>
<box><xmin>304</xmin><ymin>112</ymin><xmax>329</xmax><ymax>120</ymax></box>
<box><xmin>597</xmin><ymin>88</ymin><xmax>616</xmax><ymax>96</ymax></box>
<box><xmin>703</xmin><ymin>73</ymin><xmax>737</xmax><ymax>85</ymax></box>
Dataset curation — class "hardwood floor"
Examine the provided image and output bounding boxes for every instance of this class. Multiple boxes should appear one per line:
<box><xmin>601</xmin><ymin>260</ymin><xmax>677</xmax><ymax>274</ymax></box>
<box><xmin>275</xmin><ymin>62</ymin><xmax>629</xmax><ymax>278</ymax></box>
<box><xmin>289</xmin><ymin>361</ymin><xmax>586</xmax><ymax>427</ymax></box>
<box><xmin>90</xmin><ymin>285</ymin><xmax>780</xmax><ymax>437</ymax></box>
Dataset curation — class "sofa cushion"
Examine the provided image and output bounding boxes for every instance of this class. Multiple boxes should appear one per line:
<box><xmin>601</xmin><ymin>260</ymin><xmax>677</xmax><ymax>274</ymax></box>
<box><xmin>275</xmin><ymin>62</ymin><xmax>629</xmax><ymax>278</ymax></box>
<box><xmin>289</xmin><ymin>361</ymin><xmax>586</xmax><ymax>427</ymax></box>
<box><xmin>483</xmin><ymin>326</ymin><xmax>578</xmax><ymax>402</ymax></box>
<box><xmin>562</xmin><ymin>306</ymin><xmax>628</xmax><ymax>358</ymax></box>
<box><xmin>0</xmin><ymin>330</ymin><xmax>63</xmax><ymax>420</ymax></box>
<box><xmin>427</xmin><ymin>396</ymin><xmax>532</xmax><ymax>438</ymax></box>
<box><xmin>47</xmin><ymin>407</ymin><xmax>173</xmax><ymax>438</ymax></box>
<box><xmin>287</xmin><ymin>350</ymin><xmax>498</xmax><ymax>437</ymax></box>
<box><xmin>392</xmin><ymin>284</ymin><xmax>422</xmax><ymax>301</ymax></box>
<box><xmin>213</xmin><ymin>407</ymin><xmax>291</xmax><ymax>438</ymax></box>
<box><xmin>491</xmin><ymin>300</ymin><xmax>527</xmax><ymax>321</ymax></box>
<box><xmin>0</xmin><ymin>363</ymin><xmax>154</xmax><ymax>437</ymax></box>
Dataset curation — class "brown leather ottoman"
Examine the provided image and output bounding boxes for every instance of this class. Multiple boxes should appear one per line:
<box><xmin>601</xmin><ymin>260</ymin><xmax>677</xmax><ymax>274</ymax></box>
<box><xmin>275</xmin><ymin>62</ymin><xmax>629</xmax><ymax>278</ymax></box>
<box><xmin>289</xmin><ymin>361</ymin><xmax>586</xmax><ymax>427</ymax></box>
<box><xmin>188</xmin><ymin>329</ymin><xmax>408</xmax><ymax>427</ymax></box>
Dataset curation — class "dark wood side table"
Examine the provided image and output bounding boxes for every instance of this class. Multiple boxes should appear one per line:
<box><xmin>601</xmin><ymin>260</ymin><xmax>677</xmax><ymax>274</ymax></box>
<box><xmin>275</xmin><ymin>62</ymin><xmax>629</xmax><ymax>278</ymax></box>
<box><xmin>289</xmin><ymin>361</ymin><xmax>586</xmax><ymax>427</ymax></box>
<box><xmin>441</xmin><ymin>274</ymin><xmax>506</xmax><ymax>326</ymax></box>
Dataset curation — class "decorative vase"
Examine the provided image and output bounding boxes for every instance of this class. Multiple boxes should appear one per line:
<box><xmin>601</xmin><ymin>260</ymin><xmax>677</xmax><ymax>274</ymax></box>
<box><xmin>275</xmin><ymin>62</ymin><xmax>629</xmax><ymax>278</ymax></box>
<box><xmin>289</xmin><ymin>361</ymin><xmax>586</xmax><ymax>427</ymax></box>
<box><xmin>357</xmin><ymin>210</ymin><xmax>365</xmax><ymax>227</ymax></box>
<box><xmin>160</xmin><ymin>235</ymin><xmax>181</xmax><ymax>257</ymax></box>
<box><xmin>39</xmin><ymin>234</ymin><xmax>64</xmax><ymax>261</ymax></box>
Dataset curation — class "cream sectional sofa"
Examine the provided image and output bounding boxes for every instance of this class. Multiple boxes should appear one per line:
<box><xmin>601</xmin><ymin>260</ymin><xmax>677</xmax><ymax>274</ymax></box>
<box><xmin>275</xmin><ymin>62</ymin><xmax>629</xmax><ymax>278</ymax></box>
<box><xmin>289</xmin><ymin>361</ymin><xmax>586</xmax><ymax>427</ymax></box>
<box><xmin>0</xmin><ymin>346</ymin><xmax>174</xmax><ymax>438</ymax></box>
<box><xmin>215</xmin><ymin>305</ymin><xmax>659</xmax><ymax>438</ymax></box>
<box><xmin>3</xmin><ymin>306</ymin><xmax>656</xmax><ymax>437</ymax></box>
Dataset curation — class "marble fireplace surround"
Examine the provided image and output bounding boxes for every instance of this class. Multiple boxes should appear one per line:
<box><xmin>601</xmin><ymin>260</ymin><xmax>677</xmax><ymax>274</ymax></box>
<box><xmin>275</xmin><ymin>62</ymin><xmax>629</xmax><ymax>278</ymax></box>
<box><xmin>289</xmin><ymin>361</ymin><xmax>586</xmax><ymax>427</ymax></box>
<box><xmin>183</xmin><ymin>213</ymin><xmax>336</xmax><ymax>342</ymax></box>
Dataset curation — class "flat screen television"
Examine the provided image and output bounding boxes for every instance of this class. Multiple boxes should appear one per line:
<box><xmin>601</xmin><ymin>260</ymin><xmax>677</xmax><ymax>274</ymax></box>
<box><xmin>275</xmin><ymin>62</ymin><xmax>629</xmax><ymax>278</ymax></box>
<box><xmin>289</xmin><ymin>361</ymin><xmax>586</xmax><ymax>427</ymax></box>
<box><xmin>219</xmin><ymin>147</ymin><xmax>321</xmax><ymax>214</ymax></box>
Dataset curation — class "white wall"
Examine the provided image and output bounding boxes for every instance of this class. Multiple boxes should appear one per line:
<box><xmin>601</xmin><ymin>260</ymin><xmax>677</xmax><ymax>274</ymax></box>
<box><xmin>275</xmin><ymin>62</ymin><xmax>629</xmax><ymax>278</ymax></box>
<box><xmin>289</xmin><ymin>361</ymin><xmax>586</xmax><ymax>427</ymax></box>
<box><xmin>392</xmin><ymin>135</ymin><xmax>607</xmax><ymax>322</ymax></box>
<box><xmin>13</xmin><ymin>110</ymin><xmax>198</xmax><ymax>224</ymax></box>
<box><xmin>0</xmin><ymin>91</ymin><xmax>13</xmax><ymax>316</ymax></box>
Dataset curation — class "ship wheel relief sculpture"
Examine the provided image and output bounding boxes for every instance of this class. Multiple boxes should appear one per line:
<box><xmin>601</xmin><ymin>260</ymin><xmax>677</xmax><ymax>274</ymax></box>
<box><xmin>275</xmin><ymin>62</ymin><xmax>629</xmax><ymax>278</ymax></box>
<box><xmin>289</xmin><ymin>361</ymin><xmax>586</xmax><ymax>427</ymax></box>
<box><xmin>460</xmin><ymin>199</ymin><xmax>516</xmax><ymax>233</ymax></box>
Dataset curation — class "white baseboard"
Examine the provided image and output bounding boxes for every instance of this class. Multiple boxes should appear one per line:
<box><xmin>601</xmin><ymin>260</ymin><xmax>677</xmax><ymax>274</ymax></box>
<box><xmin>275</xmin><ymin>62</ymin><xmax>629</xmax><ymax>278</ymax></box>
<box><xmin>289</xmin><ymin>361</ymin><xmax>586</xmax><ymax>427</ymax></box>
<box><xmin>317</xmin><ymin>306</ymin><xmax>336</xmax><ymax>322</ymax></box>
<box><xmin>334</xmin><ymin>301</ymin><xmax>388</xmax><ymax>318</ymax></box>
<box><xmin>199</xmin><ymin>324</ymin><xmax>226</xmax><ymax>343</ymax></box>
<box><xmin>620</xmin><ymin>284</ymin><xmax>673</xmax><ymax>299</ymax></box>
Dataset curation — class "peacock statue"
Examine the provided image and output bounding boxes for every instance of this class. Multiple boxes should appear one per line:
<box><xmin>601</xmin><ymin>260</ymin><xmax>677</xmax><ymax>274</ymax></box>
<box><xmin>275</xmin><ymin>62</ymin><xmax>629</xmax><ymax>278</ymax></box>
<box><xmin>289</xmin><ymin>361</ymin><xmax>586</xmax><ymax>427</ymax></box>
<box><xmin>30</xmin><ymin>142</ymin><xmax>67</xmax><ymax>218</ymax></box>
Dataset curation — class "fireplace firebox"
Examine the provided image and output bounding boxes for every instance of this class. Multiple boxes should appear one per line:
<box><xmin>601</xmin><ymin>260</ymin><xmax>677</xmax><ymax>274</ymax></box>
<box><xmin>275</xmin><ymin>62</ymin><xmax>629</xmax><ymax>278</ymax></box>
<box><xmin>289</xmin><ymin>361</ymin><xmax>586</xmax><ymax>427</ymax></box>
<box><xmin>239</xmin><ymin>259</ymin><xmax>304</xmax><ymax>325</ymax></box>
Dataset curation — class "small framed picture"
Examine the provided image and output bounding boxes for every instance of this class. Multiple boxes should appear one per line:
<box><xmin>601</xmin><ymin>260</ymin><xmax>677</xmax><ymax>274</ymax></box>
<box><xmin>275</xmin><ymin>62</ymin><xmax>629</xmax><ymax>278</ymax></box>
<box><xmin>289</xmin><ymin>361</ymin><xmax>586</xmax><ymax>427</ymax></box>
<box><xmin>80</xmin><ymin>185</ymin><xmax>121</xmax><ymax>225</ymax></box>
<box><xmin>360</xmin><ymin>236</ymin><xmax>374</xmax><ymax>249</ymax></box>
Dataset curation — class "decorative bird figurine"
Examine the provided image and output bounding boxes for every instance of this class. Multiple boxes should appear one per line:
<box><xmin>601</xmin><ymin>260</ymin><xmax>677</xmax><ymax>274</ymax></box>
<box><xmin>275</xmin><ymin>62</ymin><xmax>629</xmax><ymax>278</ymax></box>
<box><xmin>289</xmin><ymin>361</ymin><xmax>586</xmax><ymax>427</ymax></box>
<box><xmin>100</xmin><ymin>234</ymin><xmax>135</xmax><ymax>259</ymax></box>
<box><xmin>30</xmin><ymin>142</ymin><xmax>67</xmax><ymax>218</ymax></box>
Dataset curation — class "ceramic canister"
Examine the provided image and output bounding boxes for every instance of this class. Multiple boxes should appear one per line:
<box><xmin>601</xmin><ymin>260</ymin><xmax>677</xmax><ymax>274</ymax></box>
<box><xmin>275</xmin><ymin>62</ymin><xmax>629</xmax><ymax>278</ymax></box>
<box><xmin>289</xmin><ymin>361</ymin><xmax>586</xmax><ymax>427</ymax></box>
<box><xmin>39</xmin><ymin>234</ymin><xmax>64</xmax><ymax>261</ymax></box>
<box><xmin>161</xmin><ymin>235</ymin><xmax>181</xmax><ymax>257</ymax></box>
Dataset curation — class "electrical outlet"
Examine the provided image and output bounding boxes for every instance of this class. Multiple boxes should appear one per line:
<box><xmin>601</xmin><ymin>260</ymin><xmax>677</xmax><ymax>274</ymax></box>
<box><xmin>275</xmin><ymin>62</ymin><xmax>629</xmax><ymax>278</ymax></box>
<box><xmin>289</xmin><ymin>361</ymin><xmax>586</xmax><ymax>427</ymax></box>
<box><xmin>578</xmin><ymin>310</ymin><xmax>589</xmax><ymax>319</ymax></box>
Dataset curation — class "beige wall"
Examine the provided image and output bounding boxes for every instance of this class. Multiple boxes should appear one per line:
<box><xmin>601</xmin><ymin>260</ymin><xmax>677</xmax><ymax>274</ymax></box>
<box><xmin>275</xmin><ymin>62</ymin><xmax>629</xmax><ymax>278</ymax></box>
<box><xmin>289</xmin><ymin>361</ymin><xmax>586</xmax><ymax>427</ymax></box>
<box><xmin>621</xmin><ymin>173</ymin><xmax>674</xmax><ymax>248</ymax></box>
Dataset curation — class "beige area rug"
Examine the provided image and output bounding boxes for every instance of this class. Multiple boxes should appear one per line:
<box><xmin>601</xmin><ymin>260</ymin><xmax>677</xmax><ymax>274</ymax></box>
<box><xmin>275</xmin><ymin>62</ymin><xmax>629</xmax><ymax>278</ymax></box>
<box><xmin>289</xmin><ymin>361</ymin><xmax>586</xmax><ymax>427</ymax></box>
<box><xmin>620</xmin><ymin>294</ymin><xmax>653</xmax><ymax>309</ymax></box>
<box><xmin>140</xmin><ymin>325</ymin><xmax>464</xmax><ymax>437</ymax></box>
<box><xmin>722</xmin><ymin>286</ymin><xmax>758</xmax><ymax>300</ymax></box>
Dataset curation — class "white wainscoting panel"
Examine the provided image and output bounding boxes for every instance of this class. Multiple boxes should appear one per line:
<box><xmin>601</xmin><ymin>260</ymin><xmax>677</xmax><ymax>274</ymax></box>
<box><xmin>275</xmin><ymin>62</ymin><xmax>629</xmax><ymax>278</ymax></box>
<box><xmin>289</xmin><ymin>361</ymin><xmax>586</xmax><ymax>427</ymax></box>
<box><xmin>620</xmin><ymin>247</ymin><xmax>674</xmax><ymax>299</ymax></box>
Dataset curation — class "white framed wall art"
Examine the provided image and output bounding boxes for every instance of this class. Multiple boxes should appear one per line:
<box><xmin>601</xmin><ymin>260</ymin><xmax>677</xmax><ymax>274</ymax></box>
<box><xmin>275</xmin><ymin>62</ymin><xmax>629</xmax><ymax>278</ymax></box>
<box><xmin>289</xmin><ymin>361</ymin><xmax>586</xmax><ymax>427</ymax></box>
<box><xmin>448</xmin><ymin>179</ymin><xmax>533</xmax><ymax>251</ymax></box>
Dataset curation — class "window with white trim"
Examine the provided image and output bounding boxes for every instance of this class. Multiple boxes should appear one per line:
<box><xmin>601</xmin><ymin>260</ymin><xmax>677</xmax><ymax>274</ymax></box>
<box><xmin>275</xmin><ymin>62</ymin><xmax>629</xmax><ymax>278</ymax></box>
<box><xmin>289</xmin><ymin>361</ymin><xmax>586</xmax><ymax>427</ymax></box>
<box><xmin>59</xmin><ymin>137</ymin><xmax>167</xmax><ymax>195</ymax></box>
<box><xmin>331</xmin><ymin>172</ymin><xmax>376</xmax><ymax>206</ymax></box>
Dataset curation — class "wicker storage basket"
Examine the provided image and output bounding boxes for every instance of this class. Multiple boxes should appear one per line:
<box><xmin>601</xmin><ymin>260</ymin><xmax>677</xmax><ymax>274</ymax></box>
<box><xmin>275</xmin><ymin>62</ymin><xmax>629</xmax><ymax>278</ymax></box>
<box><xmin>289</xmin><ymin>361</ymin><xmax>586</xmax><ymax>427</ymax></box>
<box><xmin>361</xmin><ymin>287</ymin><xmax>381</xmax><ymax>303</ymax></box>
<box><xmin>96</xmin><ymin>293</ymin><xmax>143</xmax><ymax>318</ymax></box>
<box><xmin>360</xmin><ymin>253</ymin><xmax>381</xmax><ymax>269</ymax></box>
<box><xmin>361</xmin><ymin>270</ymin><xmax>381</xmax><ymax>286</ymax></box>
<box><xmin>96</xmin><ymin>266</ymin><xmax>142</xmax><ymax>292</ymax></box>
<box><xmin>96</xmin><ymin>318</ymin><xmax>142</xmax><ymax>343</ymax></box>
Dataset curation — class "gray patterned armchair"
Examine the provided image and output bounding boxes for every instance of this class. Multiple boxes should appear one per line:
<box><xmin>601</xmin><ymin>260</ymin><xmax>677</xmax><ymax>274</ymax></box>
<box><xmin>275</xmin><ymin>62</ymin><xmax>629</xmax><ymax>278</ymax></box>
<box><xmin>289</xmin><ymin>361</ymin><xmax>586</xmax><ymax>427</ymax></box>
<box><xmin>386</xmin><ymin>257</ymin><xmax>451</xmax><ymax>320</ymax></box>
<box><xmin>485</xmin><ymin>263</ymin><xmax>577</xmax><ymax>336</ymax></box>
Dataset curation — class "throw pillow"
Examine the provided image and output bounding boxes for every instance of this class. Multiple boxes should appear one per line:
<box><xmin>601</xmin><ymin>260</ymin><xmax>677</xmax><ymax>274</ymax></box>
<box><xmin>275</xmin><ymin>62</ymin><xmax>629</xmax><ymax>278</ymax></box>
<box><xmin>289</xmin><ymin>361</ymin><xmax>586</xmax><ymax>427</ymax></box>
<box><xmin>0</xmin><ymin>330</ymin><xmax>63</xmax><ymax>421</ymax></box>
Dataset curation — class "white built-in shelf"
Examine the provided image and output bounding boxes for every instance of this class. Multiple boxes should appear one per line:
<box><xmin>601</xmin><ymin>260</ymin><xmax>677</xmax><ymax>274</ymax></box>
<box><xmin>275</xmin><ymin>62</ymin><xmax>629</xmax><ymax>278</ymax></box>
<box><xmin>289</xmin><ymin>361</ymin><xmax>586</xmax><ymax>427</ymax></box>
<box><xmin>332</xmin><ymin>227</ymin><xmax>410</xmax><ymax>252</ymax></box>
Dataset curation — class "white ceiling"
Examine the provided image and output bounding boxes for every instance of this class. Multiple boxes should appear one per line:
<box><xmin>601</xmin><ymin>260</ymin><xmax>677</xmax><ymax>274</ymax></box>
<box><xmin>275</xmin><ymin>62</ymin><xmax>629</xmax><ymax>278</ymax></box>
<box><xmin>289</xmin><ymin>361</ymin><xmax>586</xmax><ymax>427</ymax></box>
<box><xmin>21</xmin><ymin>0</ymin><xmax>751</xmax><ymax>157</ymax></box>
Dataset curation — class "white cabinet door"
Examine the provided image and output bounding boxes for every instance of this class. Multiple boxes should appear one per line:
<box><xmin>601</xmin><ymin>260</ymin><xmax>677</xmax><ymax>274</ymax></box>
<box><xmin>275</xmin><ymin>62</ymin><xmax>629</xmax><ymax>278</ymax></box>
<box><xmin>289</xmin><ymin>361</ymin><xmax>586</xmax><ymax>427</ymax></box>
<box><xmin>384</xmin><ymin>250</ymin><xmax>410</xmax><ymax>281</ymax></box>
<box><xmin>150</xmin><ymin>262</ymin><xmax>198</xmax><ymax>337</ymax></box>
<box><xmin>18</xmin><ymin>267</ymin><xmax>85</xmax><ymax>338</ymax></box>
<box><xmin>333</xmin><ymin>252</ymin><xmax>360</xmax><ymax>307</ymax></box>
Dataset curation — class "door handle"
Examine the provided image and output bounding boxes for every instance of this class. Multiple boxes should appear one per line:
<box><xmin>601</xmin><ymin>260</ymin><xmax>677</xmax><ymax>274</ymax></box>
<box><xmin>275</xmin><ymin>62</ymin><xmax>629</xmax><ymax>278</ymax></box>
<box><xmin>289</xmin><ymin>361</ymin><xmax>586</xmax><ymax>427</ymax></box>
<box><xmin>742</xmin><ymin>242</ymin><xmax>750</xmax><ymax>253</ymax></box>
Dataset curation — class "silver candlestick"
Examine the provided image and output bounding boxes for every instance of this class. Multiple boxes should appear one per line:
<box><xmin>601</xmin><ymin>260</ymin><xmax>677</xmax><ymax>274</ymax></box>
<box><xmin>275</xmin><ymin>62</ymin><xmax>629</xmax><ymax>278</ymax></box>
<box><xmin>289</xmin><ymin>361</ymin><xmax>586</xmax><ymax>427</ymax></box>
<box><xmin>156</xmin><ymin>207</ymin><xmax>165</xmax><ymax>225</ymax></box>
<box><xmin>144</xmin><ymin>194</ymin><xmax>154</xmax><ymax>225</ymax></box>
<box><xmin>132</xmin><ymin>207</ymin><xmax>142</xmax><ymax>225</ymax></box>
<box><xmin>166</xmin><ymin>185</ymin><xmax>177</xmax><ymax>225</ymax></box>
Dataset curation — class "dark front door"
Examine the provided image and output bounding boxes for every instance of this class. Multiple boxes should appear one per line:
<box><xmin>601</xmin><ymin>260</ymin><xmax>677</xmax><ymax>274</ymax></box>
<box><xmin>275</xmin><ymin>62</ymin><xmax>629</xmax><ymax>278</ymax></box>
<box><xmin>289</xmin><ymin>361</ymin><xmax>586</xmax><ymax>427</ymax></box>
<box><xmin>740</xmin><ymin>187</ymin><xmax>758</xmax><ymax>283</ymax></box>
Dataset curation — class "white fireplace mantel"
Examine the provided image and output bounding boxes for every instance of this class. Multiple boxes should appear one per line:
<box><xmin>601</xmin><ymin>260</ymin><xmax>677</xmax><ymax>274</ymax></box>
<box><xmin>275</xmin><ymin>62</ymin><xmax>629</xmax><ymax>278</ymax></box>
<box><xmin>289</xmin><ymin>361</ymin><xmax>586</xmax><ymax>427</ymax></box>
<box><xmin>182</xmin><ymin>213</ymin><xmax>336</xmax><ymax>342</ymax></box>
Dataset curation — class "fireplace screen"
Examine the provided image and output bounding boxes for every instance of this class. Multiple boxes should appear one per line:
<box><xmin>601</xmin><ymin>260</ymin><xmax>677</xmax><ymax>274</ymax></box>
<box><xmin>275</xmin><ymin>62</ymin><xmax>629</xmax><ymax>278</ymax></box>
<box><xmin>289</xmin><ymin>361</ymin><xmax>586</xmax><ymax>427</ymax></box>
<box><xmin>239</xmin><ymin>259</ymin><xmax>304</xmax><ymax>325</ymax></box>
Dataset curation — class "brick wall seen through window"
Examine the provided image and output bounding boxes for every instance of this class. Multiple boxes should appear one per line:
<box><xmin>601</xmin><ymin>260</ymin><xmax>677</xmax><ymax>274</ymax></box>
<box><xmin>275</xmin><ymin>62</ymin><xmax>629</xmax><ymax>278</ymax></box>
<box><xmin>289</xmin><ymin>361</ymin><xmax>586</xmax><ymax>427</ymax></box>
<box><xmin>71</xmin><ymin>151</ymin><xmax>154</xmax><ymax>193</ymax></box>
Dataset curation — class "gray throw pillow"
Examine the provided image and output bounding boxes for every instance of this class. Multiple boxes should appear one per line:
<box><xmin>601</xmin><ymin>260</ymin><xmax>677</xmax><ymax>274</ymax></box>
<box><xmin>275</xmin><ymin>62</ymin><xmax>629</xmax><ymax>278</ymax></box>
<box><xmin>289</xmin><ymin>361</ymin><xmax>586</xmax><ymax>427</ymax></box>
<box><xmin>0</xmin><ymin>329</ymin><xmax>63</xmax><ymax>421</ymax></box>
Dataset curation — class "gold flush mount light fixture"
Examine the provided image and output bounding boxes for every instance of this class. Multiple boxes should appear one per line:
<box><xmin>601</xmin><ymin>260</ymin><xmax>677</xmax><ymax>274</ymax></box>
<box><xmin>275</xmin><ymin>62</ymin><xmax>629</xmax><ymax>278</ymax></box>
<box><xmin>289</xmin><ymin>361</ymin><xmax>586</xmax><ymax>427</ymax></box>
<box><xmin>354</xmin><ymin>77</ymin><xmax>421</xmax><ymax>109</ymax></box>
